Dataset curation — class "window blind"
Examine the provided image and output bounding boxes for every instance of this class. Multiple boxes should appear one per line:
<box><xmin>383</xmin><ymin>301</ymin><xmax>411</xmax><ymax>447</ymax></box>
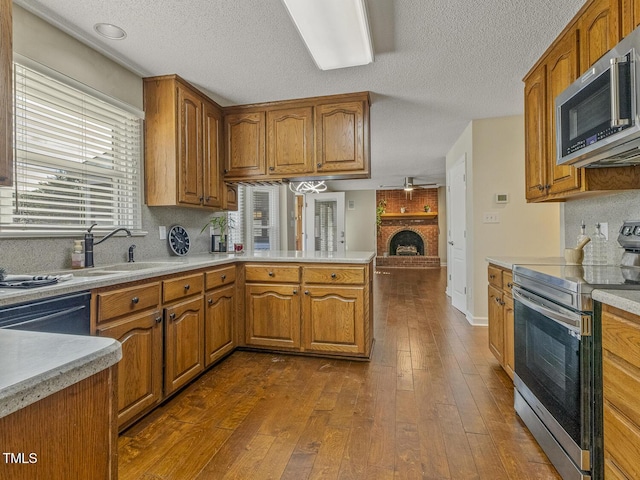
<box><xmin>0</xmin><ymin>60</ymin><xmax>143</xmax><ymax>236</ymax></box>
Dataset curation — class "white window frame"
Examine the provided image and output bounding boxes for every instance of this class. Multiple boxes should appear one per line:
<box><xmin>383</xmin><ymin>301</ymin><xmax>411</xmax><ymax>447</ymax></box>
<box><xmin>0</xmin><ymin>54</ymin><xmax>144</xmax><ymax>238</ymax></box>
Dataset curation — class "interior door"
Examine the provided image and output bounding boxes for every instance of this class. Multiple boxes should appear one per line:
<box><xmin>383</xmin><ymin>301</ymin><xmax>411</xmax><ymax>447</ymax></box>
<box><xmin>449</xmin><ymin>156</ymin><xmax>467</xmax><ymax>314</ymax></box>
<box><xmin>304</xmin><ymin>192</ymin><xmax>345</xmax><ymax>253</ymax></box>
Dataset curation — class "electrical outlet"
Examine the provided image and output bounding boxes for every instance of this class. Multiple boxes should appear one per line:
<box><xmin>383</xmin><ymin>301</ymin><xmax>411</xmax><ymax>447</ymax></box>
<box><xmin>483</xmin><ymin>212</ymin><xmax>500</xmax><ymax>224</ymax></box>
<box><xmin>159</xmin><ymin>225</ymin><xmax>166</xmax><ymax>239</ymax></box>
<box><xmin>600</xmin><ymin>222</ymin><xmax>608</xmax><ymax>240</ymax></box>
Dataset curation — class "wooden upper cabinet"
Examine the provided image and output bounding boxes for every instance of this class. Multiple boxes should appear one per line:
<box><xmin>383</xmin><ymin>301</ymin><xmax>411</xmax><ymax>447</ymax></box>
<box><xmin>267</xmin><ymin>106</ymin><xmax>314</xmax><ymax>175</ymax></box>
<box><xmin>0</xmin><ymin>0</ymin><xmax>12</xmax><ymax>187</ymax></box>
<box><xmin>578</xmin><ymin>0</ymin><xmax>620</xmax><ymax>73</ymax></box>
<box><xmin>545</xmin><ymin>28</ymin><xmax>581</xmax><ymax>196</ymax></box>
<box><xmin>177</xmin><ymin>86</ymin><xmax>203</xmax><ymax>206</ymax></box>
<box><xmin>315</xmin><ymin>100</ymin><xmax>368</xmax><ymax>175</ymax></box>
<box><xmin>144</xmin><ymin>75</ymin><xmax>225</xmax><ymax>209</ymax></box>
<box><xmin>524</xmin><ymin>64</ymin><xmax>548</xmax><ymax>201</ymax></box>
<box><xmin>223</xmin><ymin>92</ymin><xmax>370</xmax><ymax>181</ymax></box>
<box><xmin>223</xmin><ymin>183</ymin><xmax>238</xmax><ymax>211</ymax></box>
<box><xmin>621</xmin><ymin>0</ymin><xmax>640</xmax><ymax>37</ymax></box>
<box><xmin>224</xmin><ymin>111</ymin><xmax>266</xmax><ymax>178</ymax></box>
<box><xmin>202</xmin><ymin>100</ymin><xmax>224</xmax><ymax>208</ymax></box>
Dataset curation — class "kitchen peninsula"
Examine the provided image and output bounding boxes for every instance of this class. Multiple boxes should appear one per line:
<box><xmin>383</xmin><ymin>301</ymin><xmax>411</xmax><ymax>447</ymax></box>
<box><xmin>0</xmin><ymin>251</ymin><xmax>375</xmax><ymax>432</ymax></box>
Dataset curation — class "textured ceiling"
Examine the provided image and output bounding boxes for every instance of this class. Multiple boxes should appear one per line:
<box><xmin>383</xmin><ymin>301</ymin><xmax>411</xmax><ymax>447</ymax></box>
<box><xmin>16</xmin><ymin>0</ymin><xmax>587</xmax><ymax>190</ymax></box>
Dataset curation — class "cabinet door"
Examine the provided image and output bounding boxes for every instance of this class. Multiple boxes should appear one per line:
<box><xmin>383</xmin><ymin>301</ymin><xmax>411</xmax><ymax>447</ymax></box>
<box><xmin>578</xmin><ymin>0</ymin><xmax>620</xmax><ymax>72</ymax></box>
<box><xmin>524</xmin><ymin>64</ymin><xmax>548</xmax><ymax>201</ymax></box>
<box><xmin>224</xmin><ymin>111</ymin><xmax>266</xmax><ymax>178</ymax></box>
<box><xmin>177</xmin><ymin>85</ymin><xmax>203</xmax><ymax>206</ymax></box>
<box><xmin>503</xmin><ymin>294</ymin><xmax>514</xmax><ymax>380</ymax></box>
<box><xmin>488</xmin><ymin>284</ymin><xmax>504</xmax><ymax>365</ymax></box>
<box><xmin>205</xmin><ymin>285</ymin><xmax>235</xmax><ymax>367</ymax></box>
<box><xmin>302</xmin><ymin>285</ymin><xmax>365</xmax><ymax>355</ymax></box>
<box><xmin>315</xmin><ymin>101</ymin><xmax>367</xmax><ymax>174</ymax></box>
<box><xmin>96</xmin><ymin>310</ymin><xmax>163</xmax><ymax>430</ymax></box>
<box><xmin>245</xmin><ymin>284</ymin><xmax>300</xmax><ymax>349</ymax></box>
<box><xmin>0</xmin><ymin>0</ymin><xmax>11</xmax><ymax>187</ymax></box>
<box><xmin>164</xmin><ymin>296</ymin><xmax>205</xmax><ymax>395</ymax></box>
<box><xmin>223</xmin><ymin>183</ymin><xmax>238</xmax><ymax>211</ymax></box>
<box><xmin>546</xmin><ymin>28</ymin><xmax>581</xmax><ymax>196</ymax></box>
<box><xmin>202</xmin><ymin>100</ymin><xmax>224</xmax><ymax>208</ymax></box>
<box><xmin>267</xmin><ymin>106</ymin><xmax>314</xmax><ymax>175</ymax></box>
<box><xmin>621</xmin><ymin>0</ymin><xmax>640</xmax><ymax>37</ymax></box>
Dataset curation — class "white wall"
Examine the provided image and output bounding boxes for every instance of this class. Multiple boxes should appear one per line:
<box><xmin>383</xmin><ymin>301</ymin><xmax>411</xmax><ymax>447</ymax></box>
<box><xmin>446</xmin><ymin>116</ymin><xmax>562</xmax><ymax>324</ymax></box>
<box><xmin>344</xmin><ymin>190</ymin><xmax>376</xmax><ymax>252</ymax></box>
<box><xmin>437</xmin><ymin>186</ymin><xmax>447</xmax><ymax>265</ymax></box>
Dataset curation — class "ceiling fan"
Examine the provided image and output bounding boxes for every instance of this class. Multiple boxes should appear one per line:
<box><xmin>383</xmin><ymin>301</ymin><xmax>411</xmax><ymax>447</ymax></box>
<box><xmin>378</xmin><ymin>176</ymin><xmax>437</xmax><ymax>191</ymax></box>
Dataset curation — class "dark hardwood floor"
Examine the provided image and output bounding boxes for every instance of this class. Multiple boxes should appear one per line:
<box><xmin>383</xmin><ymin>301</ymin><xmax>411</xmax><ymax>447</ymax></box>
<box><xmin>118</xmin><ymin>267</ymin><xmax>560</xmax><ymax>479</ymax></box>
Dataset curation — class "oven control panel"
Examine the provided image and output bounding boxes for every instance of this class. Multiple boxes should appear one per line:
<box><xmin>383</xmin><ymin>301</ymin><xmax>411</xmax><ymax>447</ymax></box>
<box><xmin>618</xmin><ymin>221</ymin><xmax>640</xmax><ymax>251</ymax></box>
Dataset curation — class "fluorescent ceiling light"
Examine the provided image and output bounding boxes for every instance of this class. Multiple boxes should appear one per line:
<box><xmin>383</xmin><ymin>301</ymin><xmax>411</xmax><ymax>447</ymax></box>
<box><xmin>282</xmin><ymin>0</ymin><xmax>374</xmax><ymax>70</ymax></box>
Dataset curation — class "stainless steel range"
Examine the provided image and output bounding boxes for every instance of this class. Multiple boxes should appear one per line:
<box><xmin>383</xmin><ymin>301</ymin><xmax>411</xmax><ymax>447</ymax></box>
<box><xmin>511</xmin><ymin>221</ymin><xmax>640</xmax><ymax>480</ymax></box>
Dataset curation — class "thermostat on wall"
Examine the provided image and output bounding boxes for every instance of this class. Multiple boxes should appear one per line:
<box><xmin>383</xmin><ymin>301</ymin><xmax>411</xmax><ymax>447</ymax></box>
<box><xmin>495</xmin><ymin>193</ymin><xmax>509</xmax><ymax>204</ymax></box>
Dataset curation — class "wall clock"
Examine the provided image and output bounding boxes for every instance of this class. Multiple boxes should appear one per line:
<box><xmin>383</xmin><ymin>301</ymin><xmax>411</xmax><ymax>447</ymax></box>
<box><xmin>168</xmin><ymin>225</ymin><xmax>190</xmax><ymax>256</ymax></box>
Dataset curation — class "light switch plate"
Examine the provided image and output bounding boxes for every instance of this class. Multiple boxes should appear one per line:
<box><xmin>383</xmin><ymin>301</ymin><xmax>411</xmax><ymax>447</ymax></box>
<box><xmin>159</xmin><ymin>225</ymin><xmax>166</xmax><ymax>239</ymax></box>
<box><xmin>483</xmin><ymin>212</ymin><xmax>500</xmax><ymax>223</ymax></box>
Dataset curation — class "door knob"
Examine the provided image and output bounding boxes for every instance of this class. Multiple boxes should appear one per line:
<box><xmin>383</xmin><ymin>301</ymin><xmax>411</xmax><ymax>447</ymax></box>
<box><xmin>448</xmin><ymin>241</ymin><xmax>454</xmax><ymax>245</ymax></box>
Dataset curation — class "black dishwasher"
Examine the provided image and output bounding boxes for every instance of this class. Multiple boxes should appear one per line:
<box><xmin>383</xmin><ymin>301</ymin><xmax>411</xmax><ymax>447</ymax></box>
<box><xmin>0</xmin><ymin>291</ymin><xmax>91</xmax><ymax>335</ymax></box>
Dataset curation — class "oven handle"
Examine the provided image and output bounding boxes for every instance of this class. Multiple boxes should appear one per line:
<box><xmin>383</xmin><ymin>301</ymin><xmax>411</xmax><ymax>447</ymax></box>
<box><xmin>512</xmin><ymin>286</ymin><xmax>582</xmax><ymax>333</ymax></box>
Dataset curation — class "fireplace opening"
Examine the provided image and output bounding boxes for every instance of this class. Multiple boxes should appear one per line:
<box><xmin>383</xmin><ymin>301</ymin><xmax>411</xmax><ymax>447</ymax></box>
<box><xmin>389</xmin><ymin>230</ymin><xmax>424</xmax><ymax>256</ymax></box>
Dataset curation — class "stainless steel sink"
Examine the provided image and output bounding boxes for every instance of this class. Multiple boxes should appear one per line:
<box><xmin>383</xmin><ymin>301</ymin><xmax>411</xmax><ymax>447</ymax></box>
<box><xmin>70</xmin><ymin>270</ymin><xmax>121</xmax><ymax>277</ymax></box>
<box><xmin>97</xmin><ymin>262</ymin><xmax>177</xmax><ymax>271</ymax></box>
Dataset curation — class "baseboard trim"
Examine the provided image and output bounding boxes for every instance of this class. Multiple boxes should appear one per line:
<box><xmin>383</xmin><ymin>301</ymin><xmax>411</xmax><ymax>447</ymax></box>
<box><xmin>466</xmin><ymin>314</ymin><xmax>488</xmax><ymax>326</ymax></box>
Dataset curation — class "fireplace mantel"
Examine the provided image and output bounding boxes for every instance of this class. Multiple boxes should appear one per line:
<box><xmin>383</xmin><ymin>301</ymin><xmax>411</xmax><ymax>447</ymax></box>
<box><xmin>380</xmin><ymin>212</ymin><xmax>437</xmax><ymax>221</ymax></box>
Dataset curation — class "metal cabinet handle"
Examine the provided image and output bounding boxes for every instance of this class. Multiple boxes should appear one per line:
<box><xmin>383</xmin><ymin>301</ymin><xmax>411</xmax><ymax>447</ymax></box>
<box><xmin>184</xmin><ymin>284</ymin><xmax>190</xmax><ymax>290</ymax></box>
<box><xmin>208</xmin><ymin>298</ymin><xmax>213</xmax><ymax>305</ymax></box>
<box><xmin>489</xmin><ymin>274</ymin><xmax>495</xmax><ymax>279</ymax></box>
<box><xmin>293</xmin><ymin>289</ymin><xmax>298</xmax><ymax>294</ymax></box>
<box><xmin>269</xmin><ymin>166</ymin><xmax>275</xmax><ymax>171</ymax></box>
<box><xmin>221</xmin><ymin>274</ymin><xmax>226</xmax><ymax>280</ymax></box>
<box><xmin>507</xmin><ymin>282</ymin><xmax>513</xmax><ymax>288</ymax></box>
<box><xmin>331</xmin><ymin>273</ymin><xmax>337</xmax><ymax>279</ymax></box>
<box><xmin>268</xmin><ymin>271</ymin><xmax>274</xmax><ymax>277</ymax></box>
<box><xmin>131</xmin><ymin>297</ymin><xmax>139</xmax><ymax>304</ymax></box>
<box><xmin>155</xmin><ymin>316</ymin><xmax>162</xmax><ymax>323</ymax></box>
<box><xmin>304</xmin><ymin>290</ymin><xmax>310</xmax><ymax>295</ymax></box>
<box><xmin>169</xmin><ymin>312</ymin><xmax>176</xmax><ymax>320</ymax></box>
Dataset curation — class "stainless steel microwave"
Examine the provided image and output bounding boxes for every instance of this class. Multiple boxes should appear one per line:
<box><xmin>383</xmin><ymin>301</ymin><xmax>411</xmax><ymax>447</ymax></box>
<box><xmin>556</xmin><ymin>26</ymin><xmax>640</xmax><ymax>168</ymax></box>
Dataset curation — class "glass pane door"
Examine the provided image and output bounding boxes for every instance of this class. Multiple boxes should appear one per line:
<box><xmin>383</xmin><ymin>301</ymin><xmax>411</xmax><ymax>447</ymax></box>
<box><xmin>304</xmin><ymin>192</ymin><xmax>345</xmax><ymax>253</ymax></box>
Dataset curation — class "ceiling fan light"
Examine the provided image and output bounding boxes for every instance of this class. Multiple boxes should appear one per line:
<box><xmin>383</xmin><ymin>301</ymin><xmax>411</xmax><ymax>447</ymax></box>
<box><xmin>282</xmin><ymin>0</ymin><xmax>374</xmax><ymax>70</ymax></box>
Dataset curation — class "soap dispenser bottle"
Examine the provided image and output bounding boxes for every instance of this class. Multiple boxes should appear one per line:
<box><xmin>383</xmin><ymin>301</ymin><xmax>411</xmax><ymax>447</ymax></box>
<box><xmin>71</xmin><ymin>240</ymin><xmax>84</xmax><ymax>269</ymax></box>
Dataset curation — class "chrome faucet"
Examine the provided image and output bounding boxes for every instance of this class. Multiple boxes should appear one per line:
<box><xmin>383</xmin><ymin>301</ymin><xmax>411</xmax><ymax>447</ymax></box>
<box><xmin>84</xmin><ymin>224</ymin><xmax>132</xmax><ymax>268</ymax></box>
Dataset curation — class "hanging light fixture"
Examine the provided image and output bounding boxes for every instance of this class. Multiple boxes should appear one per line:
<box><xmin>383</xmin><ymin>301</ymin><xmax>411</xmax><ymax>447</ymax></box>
<box><xmin>288</xmin><ymin>180</ymin><xmax>328</xmax><ymax>194</ymax></box>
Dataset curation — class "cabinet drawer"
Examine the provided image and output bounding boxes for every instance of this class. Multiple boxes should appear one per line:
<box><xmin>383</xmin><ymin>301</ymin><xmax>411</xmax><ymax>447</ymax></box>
<box><xmin>163</xmin><ymin>273</ymin><xmax>204</xmax><ymax>303</ymax></box>
<box><xmin>488</xmin><ymin>265</ymin><xmax>503</xmax><ymax>289</ymax></box>
<box><xmin>96</xmin><ymin>282</ymin><xmax>161</xmax><ymax>323</ymax></box>
<box><xmin>205</xmin><ymin>265</ymin><xmax>236</xmax><ymax>290</ymax></box>
<box><xmin>245</xmin><ymin>264</ymin><xmax>300</xmax><ymax>283</ymax></box>
<box><xmin>303</xmin><ymin>266</ymin><xmax>365</xmax><ymax>285</ymax></box>
<box><xmin>503</xmin><ymin>270</ymin><xmax>513</xmax><ymax>295</ymax></box>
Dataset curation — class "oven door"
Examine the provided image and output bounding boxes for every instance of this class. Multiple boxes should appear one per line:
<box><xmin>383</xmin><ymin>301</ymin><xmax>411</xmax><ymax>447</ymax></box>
<box><xmin>512</xmin><ymin>286</ymin><xmax>592</xmax><ymax>476</ymax></box>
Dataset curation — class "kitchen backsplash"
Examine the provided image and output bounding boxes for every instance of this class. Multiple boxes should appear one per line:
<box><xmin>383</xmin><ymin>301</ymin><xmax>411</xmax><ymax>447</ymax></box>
<box><xmin>564</xmin><ymin>189</ymin><xmax>640</xmax><ymax>264</ymax></box>
<box><xmin>0</xmin><ymin>205</ymin><xmax>216</xmax><ymax>274</ymax></box>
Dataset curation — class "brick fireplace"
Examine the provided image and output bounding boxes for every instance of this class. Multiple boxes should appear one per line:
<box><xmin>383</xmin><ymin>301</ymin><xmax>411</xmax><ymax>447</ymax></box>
<box><xmin>376</xmin><ymin>189</ymin><xmax>440</xmax><ymax>268</ymax></box>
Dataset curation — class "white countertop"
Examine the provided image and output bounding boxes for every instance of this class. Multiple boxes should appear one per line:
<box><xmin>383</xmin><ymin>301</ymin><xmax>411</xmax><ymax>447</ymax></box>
<box><xmin>0</xmin><ymin>330</ymin><xmax>121</xmax><ymax>418</ymax></box>
<box><xmin>486</xmin><ymin>256</ymin><xmax>566</xmax><ymax>270</ymax></box>
<box><xmin>593</xmin><ymin>289</ymin><xmax>640</xmax><ymax>316</ymax></box>
<box><xmin>0</xmin><ymin>250</ymin><xmax>375</xmax><ymax>307</ymax></box>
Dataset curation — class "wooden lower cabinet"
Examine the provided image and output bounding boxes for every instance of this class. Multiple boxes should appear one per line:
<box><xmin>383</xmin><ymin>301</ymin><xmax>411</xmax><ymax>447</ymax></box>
<box><xmin>205</xmin><ymin>284</ymin><xmax>235</xmax><ymax>366</ymax></box>
<box><xmin>302</xmin><ymin>285</ymin><xmax>365</xmax><ymax>354</ymax></box>
<box><xmin>96</xmin><ymin>309</ymin><xmax>163</xmax><ymax>430</ymax></box>
<box><xmin>0</xmin><ymin>367</ymin><xmax>118</xmax><ymax>480</ymax></box>
<box><xmin>601</xmin><ymin>303</ymin><xmax>640</xmax><ymax>479</ymax></box>
<box><xmin>487</xmin><ymin>263</ymin><xmax>514</xmax><ymax>379</ymax></box>
<box><xmin>164</xmin><ymin>295</ymin><xmax>205</xmax><ymax>396</ymax></box>
<box><xmin>245</xmin><ymin>283</ymin><xmax>301</xmax><ymax>349</ymax></box>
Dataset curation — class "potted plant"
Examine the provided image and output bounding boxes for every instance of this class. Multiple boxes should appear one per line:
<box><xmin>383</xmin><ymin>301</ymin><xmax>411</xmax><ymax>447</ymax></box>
<box><xmin>423</xmin><ymin>205</ymin><xmax>431</xmax><ymax>213</ymax></box>
<box><xmin>202</xmin><ymin>214</ymin><xmax>235</xmax><ymax>252</ymax></box>
<box><xmin>376</xmin><ymin>199</ymin><xmax>387</xmax><ymax>235</ymax></box>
